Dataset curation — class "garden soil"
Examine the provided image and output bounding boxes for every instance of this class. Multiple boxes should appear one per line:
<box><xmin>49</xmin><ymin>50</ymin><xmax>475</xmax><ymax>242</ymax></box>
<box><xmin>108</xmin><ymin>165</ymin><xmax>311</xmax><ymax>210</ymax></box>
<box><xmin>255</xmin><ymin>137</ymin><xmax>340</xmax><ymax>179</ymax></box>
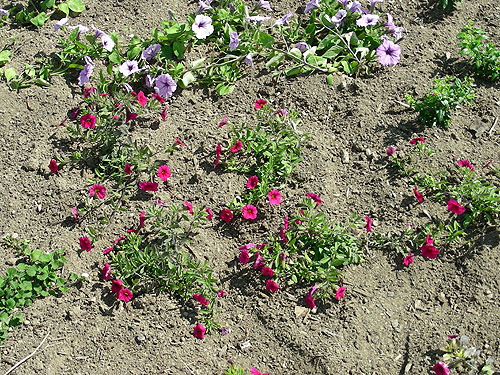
<box><xmin>0</xmin><ymin>0</ymin><xmax>499</xmax><ymax>374</ymax></box>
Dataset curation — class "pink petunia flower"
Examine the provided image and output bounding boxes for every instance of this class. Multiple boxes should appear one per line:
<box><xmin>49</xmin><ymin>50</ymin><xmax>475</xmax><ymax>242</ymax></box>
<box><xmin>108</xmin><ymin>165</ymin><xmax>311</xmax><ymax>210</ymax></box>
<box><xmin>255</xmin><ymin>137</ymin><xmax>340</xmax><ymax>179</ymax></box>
<box><xmin>193</xmin><ymin>323</ymin><xmax>206</xmax><ymax>339</ymax></box>
<box><xmin>161</xmin><ymin>106</ymin><xmax>167</xmax><ymax>121</ymax></box>
<box><xmin>124</xmin><ymin>164</ymin><xmax>132</xmax><ymax>174</ymax></box>
<box><xmin>111</xmin><ymin>279</ymin><xmax>123</xmax><ymax>294</ymax></box>
<box><xmin>410</xmin><ymin>136</ymin><xmax>425</xmax><ymax>145</ymax></box>
<box><xmin>386</xmin><ymin>147</ymin><xmax>396</xmax><ymax>156</ymax></box>
<box><xmin>413</xmin><ymin>186</ymin><xmax>423</xmax><ymax>203</ymax></box>
<box><xmin>250</xmin><ymin>368</ymin><xmax>269</xmax><ymax>375</ymax></box>
<box><xmin>89</xmin><ymin>184</ymin><xmax>106</xmax><ymax>199</ymax></box>
<box><xmin>365</xmin><ymin>216</ymin><xmax>372</xmax><ymax>232</ymax></box>
<box><xmin>457</xmin><ymin>159</ymin><xmax>474</xmax><ymax>171</ymax></box>
<box><xmin>230</xmin><ymin>140</ymin><xmax>243</xmax><ymax>153</ymax></box>
<box><xmin>103</xmin><ymin>246</ymin><xmax>114</xmax><ymax>254</ymax></box>
<box><xmin>267</xmin><ymin>190</ymin><xmax>281</xmax><ymax>205</ymax></box>
<box><xmin>447</xmin><ymin>200</ymin><xmax>465</xmax><ymax>215</ymax></box>
<box><xmin>137</xmin><ymin>91</ymin><xmax>147</xmax><ymax>107</ymax></box>
<box><xmin>72</xmin><ymin>206</ymin><xmax>79</xmax><ymax>222</ymax></box>
<box><xmin>205</xmin><ymin>208</ymin><xmax>213</xmax><ymax>221</ymax></box>
<box><xmin>336</xmin><ymin>286</ymin><xmax>346</xmax><ymax>300</ymax></box>
<box><xmin>79</xmin><ymin>236</ymin><xmax>91</xmax><ymax>252</ymax></box>
<box><xmin>306</xmin><ymin>192</ymin><xmax>322</xmax><ymax>206</ymax></box>
<box><xmin>239</xmin><ymin>243</ymin><xmax>256</xmax><ymax>251</ymax></box>
<box><xmin>217</xmin><ymin>290</ymin><xmax>226</xmax><ymax>297</ymax></box>
<box><xmin>284</xmin><ymin>216</ymin><xmax>289</xmax><ymax>232</ymax></box>
<box><xmin>152</xmin><ymin>93</ymin><xmax>165</xmax><ymax>103</ymax></box>
<box><xmin>214</xmin><ymin>142</ymin><xmax>222</xmax><ymax>168</ymax></box>
<box><xmin>432</xmin><ymin>362</ymin><xmax>450</xmax><ymax>375</ymax></box>
<box><xmin>280</xmin><ymin>228</ymin><xmax>287</xmax><ymax>243</ymax></box>
<box><xmin>238</xmin><ymin>249</ymin><xmax>250</xmax><ymax>264</ymax></box>
<box><xmin>242</xmin><ymin>204</ymin><xmax>258</xmax><ymax>220</ymax></box>
<box><xmin>139</xmin><ymin>182</ymin><xmax>158</xmax><ymax>191</ymax></box>
<box><xmin>117</xmin><ymin>288</ymin><xmax>133</xmax><ymax>302</ymax></box>
<box><xmin>421</xmin><ymin>235</ymin><xmax>438</xmax><ymax>258</ymax></box>
<box><xmin>218</xmin><ymin>115</ymin><xmax>227</xmax><ymax>128</ymax></box>
<box><xmin>265</xmin><ymin>279</ymin><xmax>279</xmax><ymax>293</ymax></box>
<box><xmin>482</xmin><ymin>159</ymin><xmax>493</xmax><ymax>169</ymax></box>
<box><xmin>305</xmin><ymin>294</ymin><xmax>315</xmax><ymax>309</ymax></box>
<box><xmin>403</xmin><ymin>253</ymin><xmax>414</xmax><ymax>266</ymax></box>
<box><xmin>173</xmin><ymin>137</ymin><xmax>185</xmax><ymax>147</ymax></box>
<box><xmin>193</xmin><ymin>293</ymin><xmax>210</xmax><ymax>306</ymax></box>
<box><xmin>49</xmin><ymin>160</ymin><xmax>58</xmax><ymax>174</ymax></box>
<box><xmin>80</xmin><ymin>114</ymin><xmax>97</xmax><ymax>129</ymax></box>
<box><xmin>101</xmin><ymin>263</ymin><xmax>111</xmax><ymax>281</ymax></box>
<box><xmin>246</xmin><ymin>176</ymin><xmax>258</xmax><ymax>189</ymax></box>
<box><xmin>157</xmin><ymin>165</ymin><xmax>171</xmax><ymax>181</ymax></box>
<box><xmin>253</xmin><ymin>252</ymin><xmax>265</xmax><ymax>269</ymax></box>
<box><xmin>447</xmin><ymin>334</ymin><xmax>460</xmax><ymax>339</ymax></box>
<box><xmin>261</xmin><ymin>266</ymin><xmax>274</xmax><ymax>277</ymax></box>
<box><xmin>254</xmin><ymin>99</ymin><xmax>267</xmax><ymax>109</ymax></box>
<box><xmin>185</xmin><ymin>200</ymin><xmax>194</xmax><ymax>214</ymax></box>
<box><xmin>140</xmin><ymin>211</ymin><xmax>145</xmax><ymax>228</ymax></box>
<box><xmin>126</xmin><ymin>112</ymin><xmax>137</xmax><ymax>122</ymax></box>
<box><xmin>220</xmin><ymin>208</ymin><xmax>233</xmax><ymax>223</ymax></box>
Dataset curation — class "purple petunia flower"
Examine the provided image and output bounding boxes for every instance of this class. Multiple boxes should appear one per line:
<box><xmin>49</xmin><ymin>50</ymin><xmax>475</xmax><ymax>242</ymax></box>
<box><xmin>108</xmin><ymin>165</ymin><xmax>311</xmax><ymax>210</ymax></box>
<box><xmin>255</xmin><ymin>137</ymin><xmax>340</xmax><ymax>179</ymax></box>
<box><xmin>330</xmin><ymin>9</ymin><xmax>347</xmax><ymax>26</ymax></box>
<box><xmin>119</xmin><ymin>60</ymin><xmax>139</xmax><ymax>77</ymax></box>
<box><xmin>68</xmin><ymin>24</ymin><xmax>89</xmax><ymax>36</ymax></box>
<box><xmin>273</xmin><ymin>11</ymin><xmax>293</xmax><ymax>26</ymax></box>
<box><xmin>78</xmin><ymin>56</ymin><xmax>94</xmax><ymax>86</ymax></box>
<box><xmin>54</xmin><ymin>17</ymin><xmax>69</xmax><ymax>31</ymax></box>
<box><xmin>244</xmin><ymin>53</ymin><xmax>254</xmax><ymax>67</ymax></box>
<box><xmin>296</xmin><ymin>41</ymin><xmax>310</xmax><ymax>52</ymax></box>
<box><xmin>155</xmin><ymin>73</ymin><xmax>177</xmax><ymax>98</ymax></box>
<box><xmin>347</xmin><ymin>1</ymin><xmax>362</xmax><ymax>13</ymax></box>
<box><xmin>101</xmin><ymin>34</ymin><xmax>115</xmax><ymax>52</ymax></box>
<box><xmin>145</xmin><ymin>74</ymin><xmax>154</xmax><ymax>88</ymax></box>
<box><xmin>0</xmin><ymin>8</ymin><xmax>8</xmax><ymax>16</ymax></box>
<box><xmin>229</xmin><ymin>32</ymin><xmax>240</xmax><ymax>51</ymax></box>
<box><xmin>258</xmin><ymin>0</ymin><xmax>272</xmax><ymax>11</ymax></box>
<box><xmin>196</xmin><ymin>0</ymin><xmax>212</xmax><ymax>13</ymax></box>
<box><xmin>168</xmin><ymin>9</ymin><xmax>176</xmax><ymax>21</ymax></box>
<box><xmin>192</xmin><ymin>15</ymin><xmax>214</xmax><ymax>39</ymax></box>
<box><xmin>123</xmin><ymin>82</ymin><xmax>133</xmax><ymax>93</ymax></box>
<box><xmin>141</xmin><ymin>44</ymin><xmax>161</xmax><ymax>61</ymax></box>
<box><xmin>91</xmin><ymin>24</ymin><xmax>105</xmax><ymax>38</ymax></box>
<box><xmin>304</xmin><ymin>0</ymin><xmax>321</xmax><ymax>13</ymax></box>
<box><xmin>356</xmin><ymin>13</ymin><xmax>380</xmax><ymax>27</ymax></box>
<box><xmin>377</xmin><ymin>40</ymin><xmax>401</xmax><ymax>66</ymax></box>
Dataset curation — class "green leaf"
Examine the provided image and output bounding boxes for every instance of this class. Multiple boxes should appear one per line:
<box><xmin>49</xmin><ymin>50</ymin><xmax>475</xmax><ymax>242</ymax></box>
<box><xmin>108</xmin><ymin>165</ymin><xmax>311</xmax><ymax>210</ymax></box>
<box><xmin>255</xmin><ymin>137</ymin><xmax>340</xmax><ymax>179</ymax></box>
<box><xmin>20</xmin><ymin>281</ymin><xmax>32</xmax><ymax>291</ymax></box>
<box><xmin>181</xmin><ymin>71</ymin><xmax>196</xmax><ymax>87</ymax></box>
<box><xmin>322</xmin><ymin>45</ymin><xmax>343</xmax><ymax>59</ymax></box>
<box><xmin>30</xmin><ymin>12</ymin><xmax>49</xmax><ymax>27</ymax></box>
<box><xmin>58</xmin><ymin>3</ymin><xmax>69</xmax><ymax>16</ymax></box>
<box><xmin>259</xmin><ymin>32</ymin><xmax>274</xmax><ymax>48</ymax></box>
<box><xmin>0</xmin><ymin>50</ymin><xmax>11</xmax><ymax>66</ymax></box>
<box><xmin>191</xmin><ymin>58</ymin><xmax>205</xmax><ymax>69</ymax></box>
<box><xmin>26</xmin><ymin>265</ymin><xmax>37</xmax><ymax>277</ymax></box>
<box><xmin>4</xmin><ymin>67</ymin><xmax>16</xmax><ymax>83</ymax></box>
<box><xmin>326</xmin><ymin>74</ymin><xmax>334</xmax><ymax>85</ymax></box>
<box><xmin>285</xmin><ymin>66</ymin><xmax>303</xmax><ymax>76</ymax></box>
<box><xmin>173</xmin><ymin>41</ymin><xmax>185</xmax><ymax>59</ymax></box>
<box><xmin>108</xmin><ymin>51</ymin><xmax>122</xmax><ymax>64</ymax></box>
<box><xmin>41</xmin><ymin>0</ymin><xmax>56</xmax><ymax>10</ymax></box>
<box><xmin>266</xmin><ymin>53</ymin><xmax>284</xmax><ymax>68</ymax></box>
<box><xmin>67</xmin><ymin>0</ymin><xmax>85</xmax><ymax>13</ymax></box>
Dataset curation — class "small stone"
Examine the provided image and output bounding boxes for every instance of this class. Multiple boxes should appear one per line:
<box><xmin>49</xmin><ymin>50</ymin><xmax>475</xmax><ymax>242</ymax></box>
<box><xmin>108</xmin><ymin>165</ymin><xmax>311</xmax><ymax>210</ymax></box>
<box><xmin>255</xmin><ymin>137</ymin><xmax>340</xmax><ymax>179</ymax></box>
<box><xmin>238</xmin><ymin>340</ymin><xmax>251</xmax><ymax>350</ymax></box>
<box><xmin>437</xmin><ymin>292</ymin><xmax>446</xmax><ymax>303</ymax></box>
<box><xmin>341</xmin><ymin>149</ymin><xmax>350</xmax><ymax>164</ymax></box>
<box><xmin>414</xmin><ymin>299</ymin><xmax>424</xmax><ymax>311</ymax></box>
<box><xmin>135</xmin><ymin>334</ymin><xmax>146</xmax><ymax>344</ymax></box>
<box><xmin>365</xmin><ymin>148</ymin><xmax>373</xmax><ymax>159</ymax></box>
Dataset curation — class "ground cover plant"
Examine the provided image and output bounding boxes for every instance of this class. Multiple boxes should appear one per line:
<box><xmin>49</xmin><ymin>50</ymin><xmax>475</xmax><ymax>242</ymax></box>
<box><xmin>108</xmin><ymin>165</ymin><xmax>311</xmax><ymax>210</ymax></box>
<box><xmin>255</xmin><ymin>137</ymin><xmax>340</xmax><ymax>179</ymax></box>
<box><xmin>0</xmin><ymin>0</ymin><xmax>499</xmax><ymax>374</ymax></box>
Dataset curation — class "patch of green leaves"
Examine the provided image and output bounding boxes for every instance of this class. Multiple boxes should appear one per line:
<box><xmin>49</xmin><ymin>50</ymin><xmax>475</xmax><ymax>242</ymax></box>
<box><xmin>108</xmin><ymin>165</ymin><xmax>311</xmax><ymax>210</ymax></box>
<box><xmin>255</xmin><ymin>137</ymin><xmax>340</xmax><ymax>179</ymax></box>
<box><xmin>8</xmin><ymin>0</ymin><xmax>84</xmax><ymax>27</ymax></box>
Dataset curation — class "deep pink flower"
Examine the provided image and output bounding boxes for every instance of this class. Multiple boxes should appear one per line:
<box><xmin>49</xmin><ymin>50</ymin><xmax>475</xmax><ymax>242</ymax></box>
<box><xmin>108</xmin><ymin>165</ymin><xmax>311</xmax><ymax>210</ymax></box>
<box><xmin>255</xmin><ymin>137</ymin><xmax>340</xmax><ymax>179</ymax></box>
<box><xmin>250</xmin><ymin>368</ymin><xmax>269</xmax><ymax>375</ymax></box>
<box><xmin>152</xmin><ymin>93</ymin><xmax>166</xmax><ymax>103</ymax></box>
<box><xmin>280</xmin><ymin>228</ymin><xmax>287</xmax><ymax>243</ymax></box>
<box><xmin>205</xmin><ymin>208</ymin><xmax>213</xmax><ymax>221</ymax></box>
<box><xmin>103</xmin><ymin>246</ymin><xmax>114</xmax><ymax>254</ymax></box>
<box><xmin>239</xmin><ymin>249</ymin><xmax>250</xmax><ymax>264</ymax></box>
<box><xmin>80</xmin><ymin>114</ymin><xmax>97</xmax><ymax>129</ymax></box>
<box><xmin>101</xmin><ymin>263</ymin><xmax>111</xmax><ymax>280</ymax></box>
<box><xmin>421</xmin><ymin>235</ymin><xmax>439</xmax><ymax>258</ymax></box>
<box><xmin>214</xmin><ymin>142</ymin><xmax>222</xmax><ymax>168</ymax></box>
<box><xmin>386</xmin><ymin>147</ymin><xmax>396</xmax><ymax>156</ymax></box>
<box><xmin>284</xmin><ymin>216</ymin><xmax>289</xmax><ymax>232</ymax></box>
<box><xmin>410</xmin><ymin>137</ymin><xmax>425</xmax><ymax>145</ymax></box>
<box><xmin>83</xmin><ymin>87</ymin><xmax>95</xmax><ymax>98</ymax></box>
<box><xmin>117</xmin><ymin>288</ymin><xmax>133</xmax><ymax>302</ymax></box>
<box><xmin>157</xmin><ymin>165</ymin><xmax>171</xmax><ymax>181</ymax></box>
<box><xmin>254</xmin><ymin>99</ymin><xmax>267</xmax><ymax>109</ymax></box>
<box><xmin>242</xmin><ymin>204</ymin><xmax>258</xmax><ymax>220</ymax></box>
<box><xmin>79</xmin><ymin>236</ymin><xmax>91</xmax><ymax>252</ymax></box>
<box><xmin>246</xmin><ymin>176</ymin><xmax>258</xmax><ymax>189</ymax></box>
<box><xmin>230</xmin><ymin>140</ymin><xmax>243</xmax><ymax>153</ymax></box>
<box><xmin>173</xmin><ymin>137</ymin><xmax>185</xmax><ymax>147</ymax></box>
<box><xmin>482</xmin><ymin>159</ymin><xmax>493</xmax><ymax>169</ymax></box>
<box><xmin>218</xmin><ymin>115</ymin><xmax>227</xmax><ymax>128</ymax></box>
<box><xmin>89</xmin><ymin>184</ymin><xmax>106</xmax><ymax>199</ymax></box>
<box><xmin>124</xmin><ymin>164</ymin><xmax>132</xmax><ymax>174</ymax></box>
<box><xmin>336</xmin><ymin>286</ymin><xmax>346</xmax><ymax>300</ymax></box>
<box><xmin>137</xmin><ymin>91</ymin><xmax>147</xmax><ymax>107</ymax></box>
<box><xmin>413</xmin><ymin>186</ymin><xmax>423</xmax><ymax>203</ymax></box>
<box><xmin>193</xmin><ymin>323</ymin><xmax>206</xmax><ymax>339</ymax></box>
<box><xmin>267</xmin><ymin>190</ymin><xmax>281</xmax><ymax>205</ymax></box>
<box><xmin>220</xmin><ymin>208</ymin><xmax>233</xmax><ymax>223</ymax></box>
<box><xmin>457</xmin><ymin>159</ymin><xmax>474</xmax><ymax>171</ymax></box>
<box><xmin>239</xmin><ymin>243</ymin><xmax>256</xmax><ymax>251</ymax></box>
<box><xmin>265</xmin><ymin>279</ymin><xmax>279</xmax><ymax>293</ymax></box>
<box><xmin>217</xmin><ymin>290</ymin><xmax>226</xmax><ymax>297</ymax></box>
<box><xmin>72</xmin><ymin>206</ymin><xmax>79</xmax><ymax>222</ymax></box>
<box><xmin>261</xmin><ymin>266</ymin><xmax>274</xmax><ymax>277</ymax></box>
<box><xmin>447</xmin><ymin>200</ymin><xmax>465</xmax><ymax>215</ymax></box>
<box><xmin>306</xmin><ymin>192</ymin><xmax>322</xmax><ymax>206</ymax></box>
<box><xmin>185</xmin><ymin>200</ymin><xmax>194</xmax><ymax>214</ymax></box>
<box><xmin>432</xmin><ymin>362</ymin><xmax>450</xmax><ymax>375</ymax></box>
<box><xmin>253</xmin><ymin>252</ymin><xmax>265</xmax><ymax>269</ymax></box>
<box><xmin>161</xmin><ymin>106</ymin><xmax>167</xmax><ymax>121</ymax></box>
<box><xmin>111</xmin><ymin>279</ymin><xmax>123</xmax><ymax>294</ymax></box>
<box><xmin>305</xmin><ymin>294</ymin><xmax>315</xmax><ymax>309</ymax></box>
<box><xmin>193</xmin><ymin>293</ymin><xmax>210</xmax><ymax>306</ymax></box>
<box><xmin>139</xmin><ymin>182</ymin><xmax>158</xmax><ymax>191</ymax></box>
<box><xmin>279</xmin><ymin>251</ymin><xmax>286</xmax><ymax>266</ymax></box>
<box><xmin>447</xmin><ymin>334</ymin><xmax>460</xmax><ymax>339</ymax></box>
<box><xmin>403</xmin><ymin>253</ymin><xmax>414</xmax><ymax>266</ymax></box>
<box><xmin>140</xmin><ymin>211</ymin><xmax>145</xmax><ymax>228</ymax></box>
<box><xmin>49</xmin><ymin>160</ymin><xmax>58</xmax><ymax>174</ymax></box>
<box><xmin>365</xmin><ymin>216</ymin><xmax>372</xmax><ymax>232</ymax></box>
<box><xmin>126</xmin><ymin>112</ymin><xmax>137</xmax><ymax>122</ymax></box>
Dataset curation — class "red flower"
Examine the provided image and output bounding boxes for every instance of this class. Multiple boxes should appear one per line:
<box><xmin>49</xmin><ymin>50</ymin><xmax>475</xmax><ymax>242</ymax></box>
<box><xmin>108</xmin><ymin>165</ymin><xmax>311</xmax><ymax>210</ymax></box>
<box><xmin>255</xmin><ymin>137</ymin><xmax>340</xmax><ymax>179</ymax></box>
<box><xmin>217</xmin><ymin>290</ymin><xmax>226</xmax><ymax>297</ymax></box>
<box><xmin>267</xmin><ymin>190</ymin><xmax>281</xmax><ymax>205</ymax></box>
<box><xmin>403</xmin><ymin>253</ymin><xmax>414</xmax><ymax>266</ymax></box>
<box><xmin>306</xmin><ymin>192</ymin><xmax>322</xmax><ymax>206</ymax></box>
<box><xmin>205</xmin><ymin>208</ymin><xmax>213</xmax><ymax>221</ymax></box>
<box><xmin>152</xmin><ymin>93</ymin><xmax>165</xmax><ymax>103</ymax></box>
<box><xmin>265</xmin><ymin>279</ymin><xmax>279</xmax><ymax>293</ymax></box>
<box><xmin>246</xmin><ymin>176</ymin><xmax>258</xmax><ymax>189</ymax></box>
<box><xmin>49</xmin><ymin>160</ymin><xmax>58</xmax><ymax>174</ymax></box>
<box><xmin>365</xmin><ymin>216</ymin><xmax>372</xmax><ymax>232</ymax></box>
<box><xmin>336</xmin><ymin>286</ymin><xmax>346</xmax><ymax>300</ymax></box>
<box><xmin>457</xmin><ymin>159</ymin><xmax>474</xmax><ymax>171</ymax></box>
<box><xmin>253</xmin><ymin>252</ymin><xmax>265</xmax><ymax>269</ymax></box>
<box><xmin>220</xmin><ymin>208</ymin><xmax>233</xmax><ymax>223</ymax></box>
<box><xmin>193</xmin><ymin>293</ymin><xmax>210</xmax><ymax>306</ymax></box>
<box><xmin>305</xmin><ymin>294</ymin><xmax>315</xmax><ymax>309</ymax></box>
<box><xmin>421</xmin><ymin>235</ymin><xmax>438</xmax><ymax>258</ymax></box>
<box><xmin>254</xmin><ymin>99</ymin><xmax>267</xmax><ymax>109</ymax></box>
<box><xmin>410</xmin><ymin>136</ymin><xmax>425</xmax><ymax>145</ymax></box>
<box><xmin>447</xmin><ymin>200</ymin><xmax>465</xmax><ymax>215</ymax></box>
<box><xmin>157</xmin><ymin>165</ymin><xmax>171</xmax><ymax>181</ymax></box>
<box><xmin>101</xmin><ymin>263</ymin><xmax>111</xmax><ymax>281</ymax></box>
<box><xmin>413</xmin><ymin>186</ymin><xmax>423</xmax><ymax>203</ymax></box>
<box><xmin>117</xmin><ymin>288</ymin><xmax>133</xmax><ymax>302</ymax></box>
<box><xmin>137</xmin><ymin>91</ymin><xmax>147</xmax><ymax>107</ymax></box>
<box><xmin>230</xmin><ymin>140</ymin><xmax>243</xmax><ymax>153</ymax></box>
<box><xmin>432</xmin><ymin>362</ymin><xmax>450</xmax><ymax>375</ymax></box>
<box><xmin>139</xmin><ymin>182</ymin><xmax>158</xmax><ymax>191</ymax></box>
<box><xmin>214</xmin><ymin>142</ymin><xmax>222</xmax><ymax>168</ymax></box>
<box><xmin>242</xmin><ymin>204</ymin><xmax>258</xmax><ymax>220</ymax></box>
<box><xmin>185</xmin><ymin>200</ymin><xmax>194</xmax><ymax>214</ymax></box>
<box><xmin>261</xmin><ymin>266</ymin><xmax>274</xmax><ymax>277</ymax></box>
<box><xmin>218</xmin><ymin>115</ymin><xmax>227</xmax><ymax>128</ymax></box>
<box><xmin>79</xmin><ymin>236</ymin><xmax>91</xmax><ymax>252</ymax></box>
<box><xmin>193</xmin><ymin>323</ymin><xmax>206</xmax><ymax>339</ymax></box>
<box><xmin>80</xmin><ymin>114</ymin><xmax>97</xmax><ymax>129</ymax></box>
<box><xmin>89</xmin><ymin>184</ymin><xmax>106</xmax><ymax>199</ymax></box>
<box><xmin>238</xmin><ymin>249</ymin><xmax>250</xmax><ymax>264</ymax></box>
<box><xmin>111</xmin><ymin>279</ymin><xmax>123</xmax><ymax>294</ymax></box>
<box><xmin>124</xmin><ymin>164</ymin><xmax>132</xmax><ymax>174</ymax></box>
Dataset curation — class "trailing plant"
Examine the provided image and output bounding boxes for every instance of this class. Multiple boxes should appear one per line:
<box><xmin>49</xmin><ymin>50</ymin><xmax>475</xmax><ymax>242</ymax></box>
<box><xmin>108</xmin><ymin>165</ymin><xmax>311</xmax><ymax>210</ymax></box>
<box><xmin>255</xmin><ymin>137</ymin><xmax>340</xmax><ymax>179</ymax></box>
<box><xmin>2</xmin><ymin>0</ymin><xmax>84</xmax><ymax>27</ymax></box>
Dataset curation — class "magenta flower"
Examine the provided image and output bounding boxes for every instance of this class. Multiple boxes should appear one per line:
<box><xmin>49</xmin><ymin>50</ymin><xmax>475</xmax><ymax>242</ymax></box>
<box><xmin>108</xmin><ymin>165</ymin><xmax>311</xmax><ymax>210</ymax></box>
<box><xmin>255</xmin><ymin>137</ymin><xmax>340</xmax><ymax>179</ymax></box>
<box><xmin>386</xmin><ymin>147</ymin><xmax>396</xmax><ymax>156</ymax></box>
<box><xmin>111</xmin><ymin>279</ymin><xmax>123</xmax><ymax>294</ymax></box>
<box><xmin>218</xmin><ymin>115</ymin><xmax>228</xmax><ymax>128</ymax></box>
<box><xmin>268</xmin><ymin>190</ymin><xmax>282</xmax><ymax>205</ymax></box>
<box><xmin>305</xmin><ymin>294</ymin><xmax>315</xmax><ymax>309</ymax></box>
<box><xmin>376</xmin><ymin>40</ymin><xmax>401</xmax><ymax>66</ymax></box>
<box><xmin>230</xmin><ymin>140</ymin><xmax>243</xmax><ymax>153</ymax></box>
<box><xmin>124</xmin><ymin>164</ymin><xmax>132</xmax><ymax>174</ymax></box>
<box><xmin>410</xmin><ymin>136</ymin><xmax>425</xmax><ymax>145</ymax></box>
<box><xmin>173</xmin><ymin>137</ymin><xmax>185</xmax><ymax>147</ymax></box>
<box><xmin>89</xmin><ymin>184</ymin><xmax>106</xmax><ymax>199</ymax></box>
<box><xmin>161</xmin><ymin>105</ymin><xmax>167</xmax><ymax>121</ymax></box>
<box><xmin>250</xmin><ymin>368</ymin><xmax>269</xmax><ymax>375</ymax></box>
<box><xmin>49</xmin><ymin>160</ymin><xmax>58</xmax><ymax>174</ymax></box>
<box><xmin>72</xmin><ymin>206</ymin><xmax>79</xmax><ymax>222</ymax></box>
<box><xmin>239</xmin><ymin>249</ymin><xmax>250</xmax><ymax>264</ymax></box>
<box><xmin>141</xmin><ymin>43</ymin><xmax>161</xmax><ymax>61</ymax></box>
<box><xmin>139</xmin><ymin>182</ymin><xmax>158</xmax><ymax>192</ymax></box>
<box><xmin>457</xmin><ymin>159</ymin><xmax>474</xmax><ymax>171</ymax></box>
<box><xmin>117</xmin><ymin>288</ymin><xmax>133</xmax><ymax>302</ymax></box>
<box><xmin>118</xmin><ymin>60</ymin><xmax>139</xmax><ymax>77</ymax></box>
<box><xmin>103</xmin><ymin>246</ymin><xmax>114</xmax><ymax>255</ymax></box>
<box><xmin>432</xmin><ymin>362</ymin><xmax>450</xmax><ymax>375</ymax></box>
<box><xmin>205</xmin><ymin>208</ymin><xmax>213</xmax><ymax>221</ymax></box>
<box><xmin>185</xmin><ymin>200</ymin><xmax>194</xmax><ymax>214</ymax></box>
<box><xmin>261</xmin><ymin>266</ymin><xmax>274</xmax><ymax>277</ymax></box>
<box><xmin>447</xmin><ymin>200</ymin><xmax>465</xmax><ymax>215</ymax></box>
<box><xmin>80</xmin><ymin>113</ymin><xmax>97</xmax><ymax>129</ymax></box>
<box><xmin>192</xmin><ymin>15</ymin><xmax>214</xmax><ymax>39</ymax></box>
<box><xmin>254</xmin><ymin>99</ymin><xmax>267</xmax><ymax>109</ymax></box>
<box><xmin>151</xmin><ymin>93</ymin><xmax>165</xmax><ymax>104</ymax></box>
<box><xmin>193</xmin><ymin>323</ymin><xmax>206</xmax><ymax>339</ymax></box>
<box><xmin>356</xmin><ymin>14</ymin><xmax>380</xmax><ymax>27</ymax></box>
<box><xmin>126</xmin><ymin>112</ymin><xmax>137</xmax><ymax>123</ymax></box>
<box><xmin>253</xmin><ymin>252</ymin><xmax>265</xmax><ymax>269</ymax></box>
<box><xmin>214</xmin><ymin>142</ymin><xmax>222</xmax><ymax>168</ymax></box>
<box><xmin>265</xmin><ymin>280</ymin><xmax>279</xmax><ymax>293</ymax></box>
<box><xmin>284</xmin><ymin>216</ymin><xmax>289</xmax><ymax>232</ymax></box>
<box><xmin>137</xmin><ymin>91</ymin><xmax>147</xmax><ymax>107</ymax></box>
<box><xmin>413</xmin><ymin>186</ymin><xmax>423</xmax><ymax>203</ymax></box>
<box><xmin>217</xmin><ymin>290</ymin><xmax>226</xmax><ymax>297</ymax></box>
<box><xmin>306</xmin><ymin>192</ymin><xmax>322</xmax><ymax>206</ymax></box>
<box><xmin>239</xmin><ymin>243</ymin><xmax>256</xmax><ymax>251</ymax></box>
<box><xmin>79</xmin><ymin>236</ymin><xmax>91</xmax><ymax>252</ymax></box>
<box><xmin>193</xmin><ymin>293</ymin><xmax>210</xmax><ymax>306</ymax></box>
<box><xmin>157</xmin><ymin>165</ymin><xmax>171</xmax><ymax>181</ymax></box>
<box><xmin>403</xmin><ymin>253</ymin><xmax>414</xmax><ymax>266</ymax></box>
<box><xmin>336</xmin><ymin>286</ymin><xmax>346</xmax><ymax>300</ymax></box>
<box><xmin>365</xmin><ymin>216</ymin><xmax>372</xmax><ymax>232</ymax></box>
<box><xmin>101</xmin><ymin>263</ymin><xmax>111</xmax><ymax>281</ymax></box>
<box><xmin>155</xmin><ymin>74</ymin><xmax>177</xmax><ymax>98</ymax></box>
<box><xmin>229</xmin><ymin>32</ymin><xmax>239</xmax><ymax>51</ymax></box>
<box><xmin>421</xmin><ymin>235</ymin><xmax>438</xmax><ymax>258</ymax></box>
<box><xmin>246</xmin><ymin>176</ymin><xmax>259</xmax><ymax>189</ymax></box>
<box><xmin>139</xmin><ymin>211</ymin><xmax>146</xmax><ymax>229</ymax></box>
<box><xmin>280</xmin><ymin>228</ymin><xmax>287</xmax><ymax>243</ymax></box>
<box><xmin>242</xmin><ymin>204</ymin><xmax>258</xmax><ymax>220</ymax></box>
<box><xmin>220</xmin><ymin>208</ymin><xmax>233</xmax><ymax>223</ymax></box>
